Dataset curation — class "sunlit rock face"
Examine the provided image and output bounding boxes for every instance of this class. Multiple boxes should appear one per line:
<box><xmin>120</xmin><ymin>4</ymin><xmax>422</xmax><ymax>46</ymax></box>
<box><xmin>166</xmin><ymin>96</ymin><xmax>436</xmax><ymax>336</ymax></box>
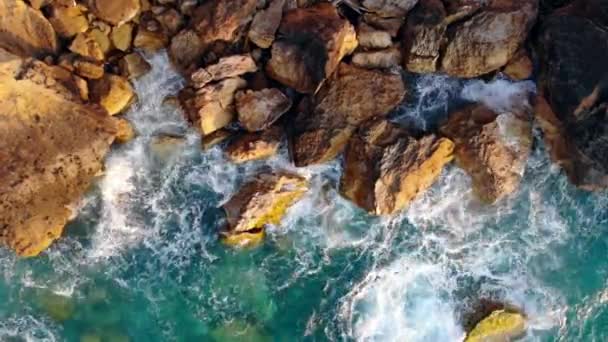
<box><xmin>0</xmin><ymin>0</ymin><xmax>58</xmax><ymax>57</ymax></box>
<box><xmin>0</xmin><ymin>50</ymin><xmax>115</xmax><ymax>256</ymax></box>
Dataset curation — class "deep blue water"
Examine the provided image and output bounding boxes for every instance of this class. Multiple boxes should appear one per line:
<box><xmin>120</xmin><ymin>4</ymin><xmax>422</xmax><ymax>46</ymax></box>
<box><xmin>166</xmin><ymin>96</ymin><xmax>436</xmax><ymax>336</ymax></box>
<box><xmin>0</xmin><ymin>54</ymin><xmax>606</xmax><ymax>342</ymax></box>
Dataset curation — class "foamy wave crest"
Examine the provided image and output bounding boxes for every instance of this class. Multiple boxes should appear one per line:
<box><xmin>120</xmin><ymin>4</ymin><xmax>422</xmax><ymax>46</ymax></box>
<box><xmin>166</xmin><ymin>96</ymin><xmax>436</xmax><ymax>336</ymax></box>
<box><xmin>461</xmin><ymin>78</ymin><xmax>536</xmax><ymax>113</ymax></box>
<box><xmin>0</xmin><ymin>315</ymin><xmax>58</xmax><ymax>342</ymax></box>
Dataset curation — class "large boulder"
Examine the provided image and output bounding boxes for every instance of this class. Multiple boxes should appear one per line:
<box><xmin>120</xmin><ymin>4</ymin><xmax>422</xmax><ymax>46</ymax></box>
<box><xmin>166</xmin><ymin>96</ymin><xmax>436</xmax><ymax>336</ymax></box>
<box><xmin>89</xmin><ymin>0</ymin><xmax>140</xmax><ymax>25</ymax></box>
<box><xmin>0</xmin><ymin>52</ymin><xmax>115</xmax><ymax>256</ymax></box>
<box><xmin>402</xmin><ymin>0</ymin><xmax>447</xmax><ymax>73</ymax></box>
<box><xmin>535</xmin><ymin>0</ymin><xmax>608</xmax><ymax>189</ymax></box>
<box><xmin>440</xmin><ymin>0</ymin><xmax>538</xmax><ymax>78</ymax></box>
<box><xmin>292</xmin><ymin>63</ymin><xmax>406</xmax><ymax>166</ymax></box>
<box><xmin>440</xmin><ymin>104</ymin><xmax>533</xmax><ymax>203</ymax></box>
<box><xmin>341</xmin><ymin>119</ymin><xmax>454</xmax><ymax>215</ymax></box>
<box><xmin>465</xmin><ymin>310</ymin><xmax>526</xmax><ymax>342</ymax></box>
<box><xmin>236</xmin><ymin>88</ymin><xmax>292</xmax><ymax>132</ymax></box>
<box><xmin>191</xmin><ymin>0</ymin><xmax>258</xmax><ymax>46</ymax></box>
<box><xmin>0</xmin><ymin>0</ymin><xmax>58</xmax><ymax>56</ymax></box>
<box><xmin>266</xmin><ymin>3</ymin><xmax>358</xmax><ymax>93</ymax></box>
<box><xmin>221</xmin><ymin>171</ymin><xmax>309</xmax><ymax>246</ymax></box>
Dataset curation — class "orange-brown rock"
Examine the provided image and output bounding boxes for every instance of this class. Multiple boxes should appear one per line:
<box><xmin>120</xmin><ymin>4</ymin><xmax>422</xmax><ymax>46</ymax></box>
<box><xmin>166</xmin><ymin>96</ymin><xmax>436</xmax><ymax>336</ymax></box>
<box><xmin>89</xmin><ymin>28</ymin><xmax>112</xmax><ymax>55</ymax></box>
<box><xmin>110</xmin><ymin>23</ymin><xmax>134</xmax><ymax>52</ymax></box>
<box><xmin>292</xmin><ymin>63</ymin><xmax>406</xmax><ymax>166</ymax></box>
<box><xmin>0</xmin><ymin>0</ymin><xmax>58</xmax><ymax>56</ymax></box>
<box><xmin>191</xmin><ymin>0</ymin><xmax>258</xmax><ymax>46</ymax></box>
<box><xmin>359</xmin><ymin>0</ymin><xmax>419</xmax><ymax>18</ymax></box>
<box><xmin>202</xmin><ymin>129</ymin><xmax>232</xmax><ymax>150</ymax></box>
<box><xmin>48</xmin><ymin>4</ymin><xmax>89</xmax><ymax>38</ymax></box>
<box><xmin>73</xmin><ymin>58</ymin><xmax>104</xmax><ymax>79</ymax></box>
<box><xmin>69</xmin><ymin>32</ymin><xmax>104</xmax><ymax>61</ymax></box>
<box><xmin>113</xmin><ymin>117</ymin><xmax>135</xmax><ymax>143</ymax></box>
<box><xmin>0</xmin><ymin>51</ymin><xmax>115</xmax><ymax>257</ymax></box>
<box><xmin>20</xmin><ymin>59</ymin><xmax>89</xmax><ymax>102</ymax></box>
<box><xmin>179</xmin><ymin>77</ymin><xmax>247</xmax><ymax>135</ymax></box>
<box><xmin>156</xmin><ymin>8</ymin><xmax>184</xmax><ymax>36</ymax></box>
<box><xmin>352</xmin><ymin>47</ymin><xmax>402</xmax><ymax>69</ymax></box>
<box><xmin>168</xmin><ymin>29</ymin><xmax>204</xmax><ymax>75</ymax></box>
<box><xmin>221</xmin><ymin>171</ymin><xmax>308</xmax><ymax>247</ymax></box>
<box><xmin>502</xmin><ymin>49</ymin><xmax>533</xmax><ymax>80</ymax></box>
<box><xmin>248</xmin><ymin>0</ymin><xmax>285</xmax><ymax>49</ymax></box>
<box><xmin>357</xmin><ymin>22</ymin><xmax>393</xmax><ymax>49</ymax></box>
<box><xmin>402</xmin><ymin>0</ymin><xmax>447</xmax><ymax>73</ymax></box>
<box><xmin>190</xmin><ymin>54</ymin><xmax>257</xmax><ymax>89</ymax></box>
<box><xmin>236</xmin><ymin>88</ymin><xmax>292</xmax><ymax>132</ymax></box>
<box><xmin>90</xmin><ymin>74</ymin><xmax>136</xmax><ymax>115</ymax></box>
<box><xmin>133</xmin><ymin>26</ymin><xmax>168</xmax><ymax>52</ymax></box>
<box><xmin>440</xmin><ymin>0</ymin><xmax>538</xmax><ymax>78</ymax></box>
<box><xmin>266</xmin><ymin>3</ymin><xmax>358</xmax><ymax>93</ymax></box>
<box><xmin>119</xmin><ymin>53</ymin><xmax>151</xmax><ymax>80</ymax></box>
<box><xmin>225</xmin><ymin>126</ymin><xmax>283</xmax><ymax>163</ymax></box>
<box><xmin>440</xmin><ymin>104</ymin><xmax>533</xmax><ymax>203</ymax></box>
<box><xmin>341</xmin><ymin>119</ymin><xmax>454</xmax><ymax>215</ymax></box>
<box><xmin>89</xmin><ymin>0</ymin><xmax>140</xmax><ymax>25</ymax></box>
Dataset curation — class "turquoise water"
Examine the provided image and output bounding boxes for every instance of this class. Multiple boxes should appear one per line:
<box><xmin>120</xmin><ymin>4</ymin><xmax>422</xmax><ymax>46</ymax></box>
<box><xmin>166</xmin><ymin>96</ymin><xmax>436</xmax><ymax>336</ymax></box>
<box><xmin>0</xmin><ymin>54</ymin><xmax>607</xmax><ymax>342</ymax></box>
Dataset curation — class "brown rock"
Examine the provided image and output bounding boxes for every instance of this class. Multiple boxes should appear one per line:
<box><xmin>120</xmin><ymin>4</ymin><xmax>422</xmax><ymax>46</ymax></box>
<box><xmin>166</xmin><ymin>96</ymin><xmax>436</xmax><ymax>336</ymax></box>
<box><xmin>111</xmin><ymin>23</ymin><xmax>134</xmax><ymax>52</ymax></box>
<box><xmin>0</xmin><ymin>0</ymin><xmax>58</xmax><ymax>56</ymax></box>
<box><xmin>20</xmin><ymin>59</ymin><xmax>89</xmax><ymax>102</ymax></box>
<box><xmin>73</xmin><ymin>58</ymin><xmax>104</xmax><ymax>79</ymax></box>
<box><xmin>221</xmin><ymin>171</ymin><xmax>308</xmax><ymax>246</ymax></box>
<box><xmin>192</xmin><ymin>0</ymin><xmax>258</xmax><ymax>46</ymax></box>
<box><xmin>69</xmin><ymin>32</ymin><xmax>104</xmax><ymax>61</ymax></box>
<box><xmin>249</xmin><ymin>0</ymin><xmax>285</xmax><ymax>49</ymax></box>
<box><xmin>360</xmin><ymin>0</ymin><xmax>419</xmax><ymax>18</ymax></box>
<box><xmin>502</xmin><ymin>49</ymin><xmax>533</xmax><ymax>81</ymax></box>
<box><xmin>156</xmin><ymin>8</ymin><xmax>184</xmax><ymax>36</ymax></box>
<box><xmin>440</xmin><ymin>104</ymin><xmax>533</xmax><ymax>203</ymax></box>
<box><xmin>201</xmin><ymin>129</ymin><xmax>232</xmax><ymax>150</ymax></box>
<box><xmin>225</xmin><ymin>126</ymin><xmax>283</xmax><ymax>163</ymax></box>
<box><xmin>341</xmin><ymin>119</ymin><xmax>454</xmax><ymax>215</ymax></box>
<box><xmin>236</xmin><ymin>88</ymin><xmax>292</xmax><ymax>132</ymax></box>
<box><xmin>266</xmin><ymin>3</ymin><xmax>358</xmax><ymax>93</ymax></box>
<box><xmin>118</xmin><ymin>53</ymin><xmax>151</xmax><ymax>80</ymax></box>
<box><xmin>179</xmin><ymin>77</ymin><xmax>247</xmax><ymax>135</ymax></box>
<box><xmin>352</xmin><ymin>46</ymin><xmax>402</xmax><ymax>69</ymax></box>
<box><xmin>0</xmin><ymin>53</ymin><xmax>115</xmax><ymax>256</ymax></box>
<box><xmin>357</xmin><ymin>22</ymin><xmax>393</xmax><ymax>49</ymax></box>
<box><xmin>441</xmin><ymin>1</ymin><xmax>538</xmax><ymax>78</ymax></box>
<box><xmin>362</xmin><ymin>13</ymin><xmax>404</xmax><ymax>37</ymax></box>
<box><xmin>89</xmin><ymin>0</ymin><xmax>141</xmax><ymax>25</ymax></box>
<box><xmin>113</xmin><ymin>117</ymin><xmax>135</xmax><ymax>143</ymax></box>
<box><xmin>90</xmin><ymin>74</ymin><xmax>136</xmax><ymax>115</ymax></box>
<box><xmin>133</xmin><ymin>27</ymin><xmax>168</xmax><ymax>52</ymax></box>
<box><xmin>48</xmin><ymin>4</ymin><xmax>89</xmax><ymax>38</ymax></box>
<box><xmin>190</xmin><ymin>54</ymin><xmax>257</xmax><ymax>89</ymax></box>
<box><xmin>402</xmin><ymin>0</ymin><xmax>447</xmax><ymax>73</ymax></box>
<box><xmin>293</xmin><ymin>63</ymin><xmax>406</xmax><ymax>166</ymax></box>
<box><xmin>168</xmin><ymin>29</ymin><xmax>204</xmax><ymax>75</ymax></box>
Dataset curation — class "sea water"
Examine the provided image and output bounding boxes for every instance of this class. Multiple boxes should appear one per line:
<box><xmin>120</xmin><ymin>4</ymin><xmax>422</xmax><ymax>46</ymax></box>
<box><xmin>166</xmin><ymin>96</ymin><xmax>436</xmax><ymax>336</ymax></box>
<box><xmin>0</xmin><ymin>53</ymin><xmax>606</xmax><ymax>342</ymax></box>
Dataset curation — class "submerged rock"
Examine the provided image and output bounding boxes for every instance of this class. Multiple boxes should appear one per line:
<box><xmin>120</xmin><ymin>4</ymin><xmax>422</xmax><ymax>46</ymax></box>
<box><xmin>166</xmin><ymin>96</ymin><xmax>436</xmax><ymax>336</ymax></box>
<box><xmin>266</xmin><ymin>3</ymin><xmax>358</xmax><ymax>93</ymax></box>
<box><xmin>440</xmin><ymin>104</ymin><xmax>533</xmax><ymax>203</ymax></box>
<box><xmin>465</xmin><ymin>310</ymin><xmax>526</xmax><ymax>342</ymax></box>
<box><xmin>341</xmin><ymin>119</ymin><xmax>454</xmax><ymax>215</ymax></box>
<box><xmin>149</xmin><ymin>133</ymin><xmax>187</xmax><ymax>160</ymax></box>
<box><xmin>225</xmin><ymin>126</ymin><xmax>283</xmax><ymax>163</ymax></box>
<box><xmin>221</xmin><ymin>171</ymin><xmax>308</xmax><ymax>246</ymax></box>
<box><xmin>36</xmin><ymin>291</ymin><xmax>75</xmax><ymax>322</ymax></box>
<box><xmin>293</xmin><ymin>63</ymin><xmax>406</xmax><ymax>166</ymax></box>
<box><xmin>0</xmin><ymin>51</ymin><xmax>115</xmax><ymax>256</ymax></box>
<box><xmin>0</xmin><ymin>0</ymin><xmax>58</xmax><ymax>56</ymax></box>
<box><xmin>236</xmin><ymin>88</ymin><xmax>292</xmax><ymax>132</ymax></box>
<box><xmin>210</xmin><ymin>320</ymin><xmax>271</xmax><ymax>342</ymax></box>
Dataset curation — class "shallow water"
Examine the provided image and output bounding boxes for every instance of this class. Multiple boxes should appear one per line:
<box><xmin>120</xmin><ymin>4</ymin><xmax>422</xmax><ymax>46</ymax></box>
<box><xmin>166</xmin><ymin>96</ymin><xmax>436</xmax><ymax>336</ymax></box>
<box><xmin>1</xmin><ymin>53</ymin><xmax>607</xmax><ymax>342</ymax></box>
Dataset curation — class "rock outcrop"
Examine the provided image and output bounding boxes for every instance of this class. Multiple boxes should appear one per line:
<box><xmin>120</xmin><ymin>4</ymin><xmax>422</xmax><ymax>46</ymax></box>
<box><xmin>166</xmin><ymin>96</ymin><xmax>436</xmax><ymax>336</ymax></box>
<box><xmin>292</xmin><ymin>63</ymin><xmax>406</xmax><ymax>166</ymax></box>
<box><xmin>465</xmin><ymin>310</ymin><xmax>526</xmax><ymax>342</ymax></box>
<box><xmin>236</xmin><ymin>88</ymin><xmax>292</xmax><ymax>132</ymax></box>
<box><xmin>0</xmin><ymin>51</ymin><xmax>115</xmax><ymax>257</ymax></box>
<box><xmin>266</xmin><ymin>3</ymin><xmax>358</xmax><ymax>93</ymax></box>
<box><xmin>221</xmin><ymin>171</ymin><xmax>308</xmax><ymax>246</ymax></box>
<box><xmin>341</xmin><ymin>119</ymin><xmax>454</xmax><ymax>215</ymax></box>
<box><xmin>0</xmin><ymin>0</ymin><xmax>58</xmax><ymax>56</ymax></box>
<box><xmin>440</xmin><ymin>104</ymin><xmax>533</xmax><ymax>203</ymax></box>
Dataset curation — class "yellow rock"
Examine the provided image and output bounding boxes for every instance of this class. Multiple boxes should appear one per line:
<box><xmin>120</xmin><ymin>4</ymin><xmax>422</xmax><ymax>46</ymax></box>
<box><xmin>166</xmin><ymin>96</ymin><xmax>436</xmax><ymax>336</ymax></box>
<box><xmin>221</xmin><ymin>229</ymin><xmax>265</xmax><ymax>247</ymax></box>
<box><xmin>111</xmin><ymin>23</ymin><xmax>134</xmax><ymax>52</ymax></box>
<box><xmin>465</xmin><ymin>310</ymin><xmax>526</xmax><ymax>342</ymax></box>
<box><xmin>91</xmin><ymin>74</ymin><xmax>135</xmax><ymax>115</ymax></box>
<box><xmin>89</xmin><ymin>28</ymin><xmax>112</xmax><ymax>55</ymax></box>
<box><xmin>90</xmin><ymin>0</ymin><xmax>140</xmax><ymax>25</ymax></box>
<box><xmin>113</xmin><ymin>117</ymin><xmax>136</xmax><ymax>143</ymax></box>
<box><xmin>49</xmin><ymin>4</ymin><xmax>89</xmax><ymax>38</ymax></box>
<box><xmin>70</xmin><ymin>32</ymin><xmax>104</xmax><ymax>61</ymax></box>
<box><xmin>0</xmin><ymin>0</ymin><xmax>58</xmax><ymax>56</ymax></box>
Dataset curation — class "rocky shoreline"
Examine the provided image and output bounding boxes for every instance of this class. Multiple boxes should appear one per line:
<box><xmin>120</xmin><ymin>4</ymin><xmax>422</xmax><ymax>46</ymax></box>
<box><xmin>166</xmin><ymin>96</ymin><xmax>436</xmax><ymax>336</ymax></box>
<box><xmin>1</xmin><ymin>0</ymin><xmax>607</xmax><ymax>340</ymax></box>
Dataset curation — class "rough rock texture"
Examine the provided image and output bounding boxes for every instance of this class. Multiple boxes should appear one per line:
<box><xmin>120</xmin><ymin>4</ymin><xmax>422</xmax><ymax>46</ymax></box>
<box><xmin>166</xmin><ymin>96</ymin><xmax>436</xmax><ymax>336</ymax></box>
<box><xmin>69</xmin><ymin>32</ymin><xmax>104</xmax><ymax>61</ymax></box>
<box><xmin>89</xmin><ymin>0</ymin><xmax>140</xmax><ymax>25</ymax></box>
<box><xmin>72</xmin><ymin>58</ymin><xmax>104</xmax><ymax>79</ymax></box>
<box><xmin>362</xmin><ymin>13</ymin><xmax>404</xmax><ymax>37</ymax></box>
<box><xmin>236</xmin><ymin>88</ymin><xmax>292</xmax><ymax>132</ymax></box>
<box><xmin>113</xmin><ymin>117</ymin><xmax>135</xmax><ymax>143</ymax></box>
<box><xmin>48</xmin><ymin>4</ymin><xmax>89</xmax><ymax>38</ymax></box>
<box><xmin>90</xmin><ymin>74</ymin><xmax>135</xmax><ymax>115</ymax></box>
<box><xmin>221</xmin><ymin>171</ymin><xmax>308</xmax><ymax>246</ymax></box>
<box><xmin>535</xmin><ymin>1</ymin><xmax>608</xmax><ymax>190</ymax></box>
<box><xmin>440</xmin><ymin>104</ymin><xmax>533</xmax><ymax>203</ymax></box>
<box><xmin>266</xmin><ymin>3</ymin><xmax>358</xmax><ymax>93</ymax></box>
<box><xmin>179</xmin><ymin>77</ymin><xmax>247</xmax><ymax>135</ymax></box>
<box><xmin>341</xmin><ymin>119</ymin><xmax>454</xmax><ymax>215</ymax></box>
<box><xmin>249</xmin><ymin>0</ymin><xmax>285</xmax><ymax>49</ymax></box>
<box><xmin>465</xmin><ymin>310</ymin><xmax>526</xmax><ymax>342</ymax></box>
<box><xmin>20</xmin><ymin>59</ymin><xmax>89</xmax><ymax>102</ymax></box>
<box><xmin>119</xmin><ymin>53</ymin><xmax>152</xmax><ymax>80</ymax></box>
<box><xmin>441</xmin><ymin>0</ymin><xmax>538</xmax><ymax>78</ymax></box>
<box><xmin>357</xmin><ymin>23</ymin><xmax>393</xmax><ymax>49</ymax></box>
<box><xmin>190</xmin><ymin>54</ymin><xmax>257</xmax><ymax>89</ymax></box>
<box><xmin>292</xmin><ymin>63</ymin><xmax>406</xmax><ymax>166</ymax></box>
<box><xmin>352</xmin><ymin>46</ymin><xmax>402</xmax><ymax>69</ymax></box>
<box><xmin>360</xmin><ymin>0</ymin><xmax>419</xmax><ymax>18</ymax></box>
<box><xmin>402</xmin><ymin>0</ymin><xmax>447</xmax><ymax>73</ymax></box>
<box><xmin>0</xmin><ymin>0</ymin><xmax>58</xmax><ymax>56</ymax></box>
<box><xmin>110</xmin><ymin>23</ymin><xmax>134</xmax><ymax>52</ymax></box>
<box><xmin>191</xmin><ymin>0</ymin><xmax>258</xmax><ymax>46</ymax></box>
<box><xmin>225</xmin><ymin>126</ymin><xmax>283</xmax><ymax>163</ymax></box>
<box><xmin>503</xmin><ymin>49</ymin><xmax>533</xmax><ymax>80</ymax></box>
<box><xmin>168</xmin><ymin>29</ymin><xmax>204</xmax><ymax>75</ymax></box>
<box><xmin>0</xmin><ymin>52</ymin><xmax>115</xmax><ymax>256</ymax></box>
<box><xmin>133</xmin><ymin>26</ymin><xmax>168</xmax><ymax>52</ymax></box>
